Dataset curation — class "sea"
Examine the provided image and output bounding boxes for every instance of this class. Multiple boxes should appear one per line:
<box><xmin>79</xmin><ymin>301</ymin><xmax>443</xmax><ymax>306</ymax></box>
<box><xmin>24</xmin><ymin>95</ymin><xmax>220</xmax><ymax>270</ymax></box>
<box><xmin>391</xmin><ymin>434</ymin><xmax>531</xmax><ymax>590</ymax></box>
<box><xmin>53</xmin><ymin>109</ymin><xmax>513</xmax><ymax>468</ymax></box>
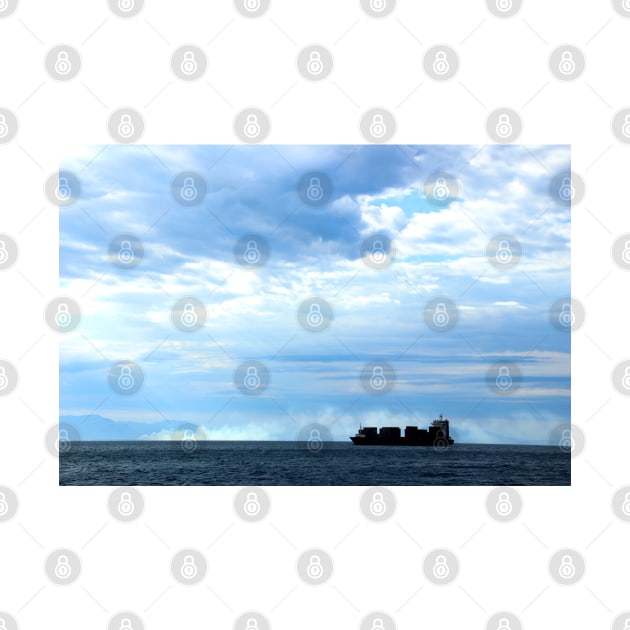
<box><xmin>59</xmin><ymin>441</ymin><xmax>570</xmax><ymax>486</ymax></box>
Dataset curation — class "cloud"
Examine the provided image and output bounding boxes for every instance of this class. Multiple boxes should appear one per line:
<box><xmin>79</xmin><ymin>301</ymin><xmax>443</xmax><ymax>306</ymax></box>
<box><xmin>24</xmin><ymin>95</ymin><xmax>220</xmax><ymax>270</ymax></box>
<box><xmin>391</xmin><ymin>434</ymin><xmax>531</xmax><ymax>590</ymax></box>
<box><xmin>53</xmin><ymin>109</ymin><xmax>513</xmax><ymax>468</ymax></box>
<box><xmin>60</xmin><ymin>144</ymin><xmax>571</xmax><ymax>443</ymax></box>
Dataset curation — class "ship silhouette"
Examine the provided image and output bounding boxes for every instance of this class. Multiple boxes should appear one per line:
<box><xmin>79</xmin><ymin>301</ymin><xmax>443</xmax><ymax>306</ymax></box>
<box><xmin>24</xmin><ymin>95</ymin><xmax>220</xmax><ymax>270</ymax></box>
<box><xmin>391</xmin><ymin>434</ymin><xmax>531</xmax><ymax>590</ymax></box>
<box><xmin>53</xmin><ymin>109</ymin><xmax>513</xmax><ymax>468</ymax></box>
<box><xmin>350</xmin><ymin>414</ymin><xmax>454</xmax><ymax>446</ymax></box>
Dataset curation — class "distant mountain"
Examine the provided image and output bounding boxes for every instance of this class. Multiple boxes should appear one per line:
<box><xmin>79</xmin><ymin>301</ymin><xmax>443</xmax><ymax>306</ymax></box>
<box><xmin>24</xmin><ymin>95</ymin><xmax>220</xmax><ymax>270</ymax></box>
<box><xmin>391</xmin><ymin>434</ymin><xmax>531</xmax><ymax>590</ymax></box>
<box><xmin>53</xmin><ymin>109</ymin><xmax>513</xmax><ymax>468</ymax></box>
<box><xmin>59</xmin><ymin>414</ymin><xmax>184</xmax><ymax>441</ymax></box>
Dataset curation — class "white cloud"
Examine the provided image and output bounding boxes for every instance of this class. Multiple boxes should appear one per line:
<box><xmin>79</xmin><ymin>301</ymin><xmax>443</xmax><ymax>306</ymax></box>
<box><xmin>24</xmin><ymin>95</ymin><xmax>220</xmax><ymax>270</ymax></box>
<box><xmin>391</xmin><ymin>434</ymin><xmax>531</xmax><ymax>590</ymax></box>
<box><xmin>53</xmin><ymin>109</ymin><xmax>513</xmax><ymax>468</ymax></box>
<box><xmin>493</xmin><ymin>301</ymin><xmax>528</xmax><ymax>309</ymax></box>
<box><xmin>60</xmin><ymin>144</ymin><xmax>570</xmax><ymax>441</ymax></box>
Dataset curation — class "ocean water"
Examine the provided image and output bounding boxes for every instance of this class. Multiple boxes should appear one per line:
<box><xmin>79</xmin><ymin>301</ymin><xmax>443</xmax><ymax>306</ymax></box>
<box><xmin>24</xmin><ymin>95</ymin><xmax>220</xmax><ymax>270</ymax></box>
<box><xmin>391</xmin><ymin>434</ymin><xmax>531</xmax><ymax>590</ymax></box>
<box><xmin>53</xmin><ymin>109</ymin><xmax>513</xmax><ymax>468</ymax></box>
<box><xmin>59</xmin><ymin>441</ymin><xmax>570</xmax><ymax>486</ymax></box>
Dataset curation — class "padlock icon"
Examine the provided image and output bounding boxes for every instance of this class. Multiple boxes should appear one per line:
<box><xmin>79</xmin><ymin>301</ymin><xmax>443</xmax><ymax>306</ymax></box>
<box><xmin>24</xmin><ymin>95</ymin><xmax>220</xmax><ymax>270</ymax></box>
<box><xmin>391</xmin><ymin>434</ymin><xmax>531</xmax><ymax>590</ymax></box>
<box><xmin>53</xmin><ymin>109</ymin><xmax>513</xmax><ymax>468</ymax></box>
<box><xmin>306</xmin><ymin>177</ymin><xmax>324</xmax><ymax>201</ymax></box>
<box><xmin>497</xmin><ymin>618</ymin><xmax>511</xmax><ymax>630</ymax></box>
<box><xmin>432</xmin><ymin>554</ymin><xmax>449</xmax><ymax>579</ymax></box>
<box><xmin>181</xmin><ymin>51</ymin><xmax>198</xmax><ymax>76</ymax></box>
<box><xmin>495</xmin><ymin>491</ymin><xmax>513</xmax><ymax>516</ymax></box>
<box><xmin>245</xmin><ymin>619</ymin><xmax>260</xmax><ymax>630</ymax></box>
<box><xmin>244</xmin><ymin>491</ymin><xmax>261</xmax><ymax>515</ymax></box>
<box><xmin>622</xmin><ymin>114</ymin><xmax>630</xmax><ymax>138</ymax></box>
<box><xmin>307</xmin><ymin>303</ymin><xmax>324</xmax><ymax>327</ymax></box>
<box><xmin>496</xmin><ymin>0</ymin><xmax>512</xmax><ymax>11</ymax></box>
<box><xmin>558</xmin><ymin>554</ymin><xmax>576</xmax><ymax>579</ymax></box>
<box><xmin>495</xmin><ymin>114</ymin><xmax>513</xmax><ymax>138</ymax></box>
<box><xmin>558</xmin><ymin>51</ymin><xmax>575</xmax><ymax>75</ymax></box>
<box><xmin>244</xmin><ymin>366</ymin><xmax>260</xmax><ymax>390</ymax></box>
<box><xmin>54</xmin><ymin>51</ymin><xmax>72</xmax><ymax>75</ymax></box>
<box><xmin>369</xmin><ymin>0</ymin><xmax>387</xmax><ymax>10</ymax></box>
<box><xmin>54</xmin><ymin>554</ymin><xmax>72</xmax><ymax>579</ymax></box>
<box><xmin>243</xmin><ymin>114</ymin><xmax>261</xmax><ymax>138</ymax></box>
<box><xmin>0</xmin><ymin>492</ymin><xmax>8</xmax><ymax>516</ymax></box>
<box><xmin>370</xmin><ymin>240</ymin><xmax>386</xmax><ymax>264</ymax></box>
<box><xmin>117</xmin><ymin>491</ymin><xmax>135</xmax><ymax>516</ymax></box>
<box><xmin>307</xmin><ymin>51</ymin><xmax>323</xmax><ymax>75</ymax></box>
<box><xmin>307</xmin><ymin>428</ymin><xmax>322</xmax><ymax>451</ymax></box>
<box><xmin>56</xmin><ymin>428</ymin><xmax>71</xmax><ymax>453</ymax></box>
<box><xmin>621</xmin><ymin>240</ymin><xmax>630</xmax><ymax>264</ymax></box>
<box><xmin>119</xmin><ymin>618</ymin><xmax>134</xmax><ymax>630</ymax></box>
<box><xmin>306</xmin><ymin>554</ymin><xmax>323</xmax><ymax>579</ymax></box>
<box><xmin>621</xmin><ymin>492</ymin><xmax>630</xmax><ymax>516</ymax></box>
<box><xmin>0</xmin><ymin>366</ymin><xmax>7</xmax><ymax>390</ymax></box>
<box><xmin>244</xmin><ymin>0</ymin><xmax>261</xmax><ymax>10</ymax></box>
<box><xmin>0</xmin><ymin>114</ymin><xmax>8</xmax><ymax>138</ymax></box>
<box><xmin>117</xmin><ymin>0</ymin><xmax>135</xmax><ymax>12</ymax></box>
<box><xmin>117</xmin><ymin>114</ymin><xmax>135</xmax><ymax>139</ymax></box>
<box><xmin>0</xmin><ymin>240</ymin><xmax>7</xmax><ymax>264</ymax></box>
<box><xmin>182</xmin><ymin>429</ymin><xmax>196</xmax><ymax>451</ymax></box>
<box><xmin>558</xmin><ymin>303</ymin><xmax>574</xmax><ymax>328</ymax></box>
<box><xmin>369</xmin><ymin>114</ymin><xmax>386</xmax><ymax>138</ymax></box>
<box><xmin>0</xmin><ymin>620</ymin><xmax>8</xmax><ymax>630</ymax></box>
<box><xmin>117</xmin><ymin>366</ymin><xmax>135</xmax><ymax>390</ymax></box>
<box><xmin>118</xmin><ymin>240</ymin><xmax>134</xmax><ymax>264</ymax></box>
<box><xmin>623</xmin><ymin>619</ymin><xmax>630</xmax><ymax>630</ymax></box>
<box><xmin>244</xmin><ymin>240</ymin><xmax>261</xmax><ymax>264</ymax></box>
<box><xmin>370</xmin><ymin>366</ymin><xmax>386</xmax><ymax>391</ymax></box>
<box><xmin>370</xmin><ymin>619</ymin><xmax>385</xmax><ymax>630</ymax></box>
<box><xmin>622</xmin><ymin>366</ymin><xmax>630</xmax><ymax>390</ymax></box>
<box><xmin>432</xmin><ymin>302</ymin><xmax>450</xmax><ymax>328</ymax></box>
<box><xmin>559</xmin><ymin>428</ymin><xmax>573</xmax><ymax>451</ymax></box>
<box><xmin>369</xmin><ymin>491</ymin><xmax>387</xmax><ymax>516</ymax></box>
<box><xmin>432</xmin><ymin>177</ymin><xmax>449</xmax><ymax>200</ymax></box>
<box><xmin>496</xmin><ymin>366</ymin><xmax>512</xmax><ymax>390</ymax></box>
<box><xmin>558</xmin><ymin>177</ymin><xmax>574</xmax><ymax>202</ymax></box>
<box><xmin>495</xmin><ymin>240</ymin><xmax>512</xmax><ymax>264</ymax></box>
<box><xmin>432</xmin><ymin>51</ymin><xmax>449</xmax><ymax>75</ymax></box>
<box><xmin>54</xmin><ymin>303</ymin><xmax>72</xmax><ymax>328</ymax></box>
<box><xmin>56</xmin><ymin>176</ymin><xmax>71</xmax><ymax>201</ymax></box>
<box><xmin>181</xmin><ymin>555</ymin><xmax>198</xmax><ymax>579</ymax></box>
<box><xmin>180</xmin><ymin>303</ymin><xmax>198</xmax><ymax>327</ymax></box>
<box><xmin>181</xmin><ymin>177</ymin><xmax>198</xmax><ymax>201</ymax></box>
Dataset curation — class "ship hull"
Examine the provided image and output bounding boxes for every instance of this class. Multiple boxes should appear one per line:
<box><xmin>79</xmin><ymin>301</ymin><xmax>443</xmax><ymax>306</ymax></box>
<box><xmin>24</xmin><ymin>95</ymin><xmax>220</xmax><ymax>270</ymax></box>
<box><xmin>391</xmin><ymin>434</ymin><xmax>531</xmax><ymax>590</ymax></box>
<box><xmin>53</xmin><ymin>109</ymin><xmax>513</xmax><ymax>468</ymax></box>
<box><xmin>350</xmin><ymin>437</ymin><xmax>454</xmax><ymax>446</ymax></box>
<box><xmin>350</xmin><ymin>416</ymin><xmax>454</xmax><ymax>446</ymax></box>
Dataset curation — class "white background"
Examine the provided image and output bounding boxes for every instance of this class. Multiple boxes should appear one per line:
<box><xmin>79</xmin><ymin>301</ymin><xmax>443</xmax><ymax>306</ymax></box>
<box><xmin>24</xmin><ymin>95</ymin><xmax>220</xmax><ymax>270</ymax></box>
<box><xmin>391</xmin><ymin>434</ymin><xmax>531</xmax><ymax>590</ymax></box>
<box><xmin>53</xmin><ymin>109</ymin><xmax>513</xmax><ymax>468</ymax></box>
<box><xmin>0</xmin><ymin>0</ymin><xmax>629</xmax><ymax>628</ymax></box>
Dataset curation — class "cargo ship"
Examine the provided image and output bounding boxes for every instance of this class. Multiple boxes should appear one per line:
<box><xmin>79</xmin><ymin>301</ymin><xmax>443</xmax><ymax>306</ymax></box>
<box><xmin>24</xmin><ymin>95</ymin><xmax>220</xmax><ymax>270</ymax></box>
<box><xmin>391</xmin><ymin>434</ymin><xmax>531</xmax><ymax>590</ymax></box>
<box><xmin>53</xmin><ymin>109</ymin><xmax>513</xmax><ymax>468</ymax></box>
<box><xmin>350</xmin><ymin>414</ymin><xmax>454</xmax><ymax>446</ymax></box>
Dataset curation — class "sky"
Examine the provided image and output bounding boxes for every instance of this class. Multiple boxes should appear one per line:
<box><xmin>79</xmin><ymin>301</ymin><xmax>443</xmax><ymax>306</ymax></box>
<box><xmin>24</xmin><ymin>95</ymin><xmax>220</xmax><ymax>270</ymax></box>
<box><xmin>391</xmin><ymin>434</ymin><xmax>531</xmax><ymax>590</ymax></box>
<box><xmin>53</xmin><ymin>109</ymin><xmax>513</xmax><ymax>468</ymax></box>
<box><xmin>59</xmin><ymin>144</ymin><xmax>571</xmax><ymax>444</ymax></box>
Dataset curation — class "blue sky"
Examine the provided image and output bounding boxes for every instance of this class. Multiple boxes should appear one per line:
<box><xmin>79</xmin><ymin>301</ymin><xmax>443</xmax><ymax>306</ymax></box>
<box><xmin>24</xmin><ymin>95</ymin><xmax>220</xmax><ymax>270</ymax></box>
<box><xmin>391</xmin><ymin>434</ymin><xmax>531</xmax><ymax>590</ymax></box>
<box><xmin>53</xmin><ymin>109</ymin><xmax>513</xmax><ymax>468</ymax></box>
<box><xmin>60</xmin><ymin>144</ymin><xmax>570</xmax><ymax>444</ymax></box>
